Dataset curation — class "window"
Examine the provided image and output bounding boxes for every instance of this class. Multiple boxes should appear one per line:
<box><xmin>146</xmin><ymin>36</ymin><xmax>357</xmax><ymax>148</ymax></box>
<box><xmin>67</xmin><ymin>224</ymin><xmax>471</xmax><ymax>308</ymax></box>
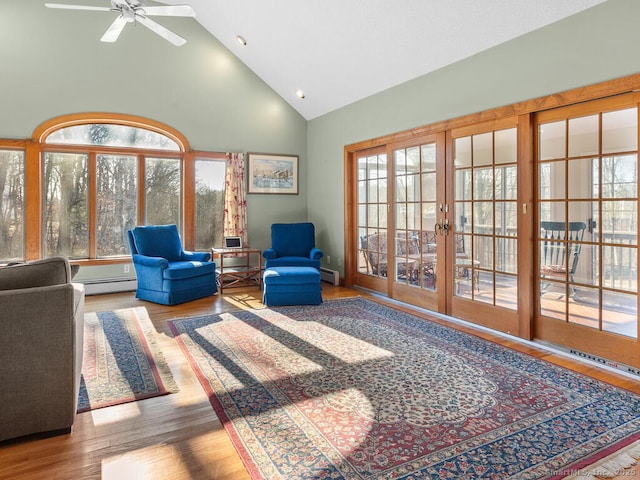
<box><xmin>195</xmin><ymin>158</ymin><xmax>226</xmax><ymax>250</ymax></box>
<box><xmin>96</xmin><ymin>154</ymin><xmax>137</xmax><ymax>257</ymax></box>
<box><xmin>453</xmin><ymin>127</ymin><xmax>518</xmax><ymax>308</ymax></box>
<box><xmin>44</xmin><ymin>152</ymin><xmax>89</xmax><ymax>258</ymax></box>
<box><xmin>145</xmin><ymin>157</ymin><xmax>181</xmax><ymax>227</ymax></box>
<box><xmin>537</xmin><ymin>105</ymin><xmax>638</xmax><ymax>337</ymax></box>
<box><xmin>0</xmin><ymin>149</ymin><xmax>25</xmax><ymax>261</ymax></box>
<box><xmin>31</xmin><ymin>115</ymin><xmax>226</xmax><ymax>260</ymax></box>
<box><xmin>357</xmin><ymin>150</ymin><xmax>389</xmax><ymax>279</ymax></box>
<box><xmin>46</xmin><ymin>123</ymin><xmax>180</xmax><ymax>150</ymax></box>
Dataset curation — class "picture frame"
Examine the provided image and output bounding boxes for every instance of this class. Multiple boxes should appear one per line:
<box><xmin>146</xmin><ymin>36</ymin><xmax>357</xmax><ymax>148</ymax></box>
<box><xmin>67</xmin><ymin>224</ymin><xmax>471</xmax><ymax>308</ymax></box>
<box><xmin>247</xmin><ymin>153</ymin><xmax>299</xmax><ymax>195</ymax></box>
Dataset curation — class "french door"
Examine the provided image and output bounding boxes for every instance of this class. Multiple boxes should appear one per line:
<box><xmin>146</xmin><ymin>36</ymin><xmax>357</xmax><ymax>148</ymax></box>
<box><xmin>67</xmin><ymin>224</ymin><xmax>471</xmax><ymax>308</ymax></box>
<box><xmin>355</xmin><ymin>135</ymin><xmax>446</xmax><ymax>312</ymax></box>
<box><xmin>355</xmin><ymin>146</ymin><xmax>391</xmax><ymax>296</ymax></box>
<box><xmin>348</xmin><ymin>81</ymin><xmax>640</xmax><ymax>369</ymax></box>
<box><xmin>354</xmin><ymin>120</ymin><xmax>526</xmax><ymax>334</ymax></box>
<box><xmin>447</xmin><ymin>118</ymin><xmax>524</xmax><ymax>334</ymax></box>
<box><xmin>534</xmin><ymin>94</ymin><xmax>640</xmax><ymax>367</ymax></box>
<box><xmin>390</xmin><ymin>134</ymin><xmax>445</xmax><ymax>312</ymax></box>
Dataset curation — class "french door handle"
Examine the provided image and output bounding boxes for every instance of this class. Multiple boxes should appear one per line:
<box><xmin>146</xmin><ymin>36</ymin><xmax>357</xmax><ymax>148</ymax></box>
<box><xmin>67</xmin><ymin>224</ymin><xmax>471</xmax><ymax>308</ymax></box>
<box><xmin>435</xmin><ymin>218</ymin><xmax>450</xmax><ymax>236</ymax></box>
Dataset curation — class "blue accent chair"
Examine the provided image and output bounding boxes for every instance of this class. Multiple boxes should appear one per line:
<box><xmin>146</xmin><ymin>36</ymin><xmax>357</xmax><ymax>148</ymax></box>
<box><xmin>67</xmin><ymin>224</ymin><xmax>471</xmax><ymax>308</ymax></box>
<box><xmin>127</xmin><ymin>224</ymin><xmax>217</xmax><ymax>305</ymax></box>
<box><xmin>262</xmin><ymin>222</ymin><xmax>323</xmax><ymax>269</ymax></box>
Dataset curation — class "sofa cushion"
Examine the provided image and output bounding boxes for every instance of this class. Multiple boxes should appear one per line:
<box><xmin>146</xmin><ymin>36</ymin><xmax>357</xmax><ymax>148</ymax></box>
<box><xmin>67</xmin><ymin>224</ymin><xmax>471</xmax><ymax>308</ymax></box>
<box><xmin>132</xmin><ymin>224</ymin><xmax>183</xmax><ymax>262</ymax></box>
<box><xmin>0</xmin><ymin>256</ymin><xmax>70</xmax><ymax>291</ymax></box>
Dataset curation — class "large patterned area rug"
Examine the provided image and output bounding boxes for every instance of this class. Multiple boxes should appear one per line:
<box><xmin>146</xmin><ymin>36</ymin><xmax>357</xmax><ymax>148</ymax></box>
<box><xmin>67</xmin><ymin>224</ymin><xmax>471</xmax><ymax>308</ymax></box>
<box><xmin>78</xmin><ymin>307</ymin><xmax>178</xmax><ymax>413</ymax></box>
<box><xmin>169</xmin><ymin>298</ymin><xmax>640</xmax><ymax>479</ymax></box>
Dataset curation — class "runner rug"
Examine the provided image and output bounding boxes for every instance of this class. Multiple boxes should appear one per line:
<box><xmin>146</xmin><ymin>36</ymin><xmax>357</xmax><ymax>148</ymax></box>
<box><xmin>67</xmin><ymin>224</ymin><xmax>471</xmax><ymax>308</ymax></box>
<box><xmin>78</xmin><ymin>307</ymin><xmax>178</xmax><ymax>413</ymax></box>
<box><xmin>169</xmin><ymin>297</ymin><xmax>640</xmax><ymax>479</ymax></box>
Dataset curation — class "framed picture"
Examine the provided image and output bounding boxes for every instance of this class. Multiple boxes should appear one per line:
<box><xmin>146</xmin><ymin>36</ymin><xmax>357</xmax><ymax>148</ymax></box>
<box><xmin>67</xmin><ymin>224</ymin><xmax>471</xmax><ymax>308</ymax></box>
<box><xmin>247</xmin><ymin>153</ymin><xmax>299</xmax><ymax>194</ymax></box>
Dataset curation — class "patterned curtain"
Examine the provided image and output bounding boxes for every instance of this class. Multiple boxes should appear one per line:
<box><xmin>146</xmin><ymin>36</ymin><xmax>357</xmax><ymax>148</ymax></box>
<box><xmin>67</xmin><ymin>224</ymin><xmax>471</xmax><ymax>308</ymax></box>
<box><xmin>223</xmin><ymin>152</ymin><xmax>247</xmax><ymax>245</ymax></box>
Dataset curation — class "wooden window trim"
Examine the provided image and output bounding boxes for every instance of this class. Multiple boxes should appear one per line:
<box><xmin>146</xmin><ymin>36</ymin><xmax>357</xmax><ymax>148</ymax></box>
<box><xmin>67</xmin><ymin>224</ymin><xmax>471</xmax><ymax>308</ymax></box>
<box><xmin>345</xmin><ymin>73</ymin><xmax>640</xmax><ymax>154</ymax></box>
<box><xmin>344</xmin><ymin>73</ymin><xmax>640</xmax><ymax>344</ymax></box>
<box><xmin>345</xmin><ymin>74</ymin><xmax>640</xmax><ymax>282</ymax></box>
<box><xmin>1</xmin><ymin>113</ymin><xmax>228</xmax><ymax>262</ymax></box>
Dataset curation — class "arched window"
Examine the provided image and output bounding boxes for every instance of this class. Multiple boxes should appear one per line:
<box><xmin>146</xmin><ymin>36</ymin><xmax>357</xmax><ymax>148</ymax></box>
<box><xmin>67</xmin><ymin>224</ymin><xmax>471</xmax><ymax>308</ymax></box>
<box><xmin>45</xmin><ymin>123</ymin><xmax>181</xmax><ymax>150</ymax></box>
<box><xmin>27</xmin><ymin>113</ymin><xmax>226</xmax><ymax>261</ymax></box>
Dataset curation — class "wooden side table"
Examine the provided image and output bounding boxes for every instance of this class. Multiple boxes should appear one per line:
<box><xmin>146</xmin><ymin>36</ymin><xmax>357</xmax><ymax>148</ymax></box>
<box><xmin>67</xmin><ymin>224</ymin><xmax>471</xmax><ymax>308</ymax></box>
<box><xmin>211</xmin><ymin>248</ymin><xmax>262</xmax><ymax>293</ymax></box>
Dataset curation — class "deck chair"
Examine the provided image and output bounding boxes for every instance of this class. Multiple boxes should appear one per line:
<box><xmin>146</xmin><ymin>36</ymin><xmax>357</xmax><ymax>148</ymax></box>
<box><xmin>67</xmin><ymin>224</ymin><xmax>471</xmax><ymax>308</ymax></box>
<box><xmin>394</xmin><ymin>232</ymin><xmax>419</xmax><ymax>282</ymax></box>
<box><xmin>540</xmin><ymin>221</ymin><xmax>587</xmax><ymax>295</ymax></box>
<box><xmin>418</xmin><ymin>231</ymin><xmax>437</xmax><ymax>288</ymax></box>
<box><xmin>452</xmin><ymin>233</ymin><xmax>481</xmax><ymax>291</ymax></box>
<box><xmin>360</xmin><ymin>232</ymin><xmax>388</xmax><ymax>277</ymax></box>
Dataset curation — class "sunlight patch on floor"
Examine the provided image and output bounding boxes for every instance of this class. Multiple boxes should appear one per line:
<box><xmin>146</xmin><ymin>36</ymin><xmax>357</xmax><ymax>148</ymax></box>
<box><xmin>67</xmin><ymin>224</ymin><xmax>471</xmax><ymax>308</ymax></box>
<box><xmin>251</xmin><ymin>308</ymin><xmax>395</xmax><ymax>364</ymax></box>
<box><xmin>91</xmin><ymin>402</ymin><xmax>142</xmax><ymax>426</ymax></box>
<box><xmin>102</xmin><ymin>443</ymin><xmax>179</xmax><ymax>480</ymax></box>
<box><xmin>223</xmin><ymin>293</ymin><xmax>265</xmax><ymax>310</ymax></box>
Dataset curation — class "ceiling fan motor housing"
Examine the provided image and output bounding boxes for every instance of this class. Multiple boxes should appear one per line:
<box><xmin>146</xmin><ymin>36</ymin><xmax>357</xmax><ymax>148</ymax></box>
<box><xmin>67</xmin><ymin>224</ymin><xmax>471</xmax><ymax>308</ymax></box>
<box><xmin>111</xmin><ymin>0</ymin><xmax>144</xmax><ymax>8</ymax></box>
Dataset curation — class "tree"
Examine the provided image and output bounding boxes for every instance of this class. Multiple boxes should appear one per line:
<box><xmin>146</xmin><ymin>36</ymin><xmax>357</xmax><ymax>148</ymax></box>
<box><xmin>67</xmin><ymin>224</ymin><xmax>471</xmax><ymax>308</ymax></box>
<box><xmin>0</xmin><ymin>151</ymin><xmax>24</xmax><ymax>260</ymax></box>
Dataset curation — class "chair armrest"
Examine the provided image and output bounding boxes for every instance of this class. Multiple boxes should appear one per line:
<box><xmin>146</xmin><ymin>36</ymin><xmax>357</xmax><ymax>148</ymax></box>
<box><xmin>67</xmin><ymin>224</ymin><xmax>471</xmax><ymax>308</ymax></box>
<box><xmin>0</xmin><ymin>283</ymin><xmax>75</xmax><ymax>317</ymax></box>
<box><xmin>182</xmin><ymin>251</ymin><xmax>211</xmax><ymax>262</ymax></box>
<box><xmin>0</xmin><ymin>256</ymin><xmax>71</xmax><ymax>291</ymax></box>
<box><xmin>310</xmin><ymin>248</ymin><xmax>324</xmax><ymax>260</ymax></box>
<box><xmin>131</xmin><ymin>254</ymin><xmax>167</xmax><ymax>291</ymax></box>
<box><xmin>132</xmin><ymin>254</ymin><xmax>169</xmax><ymax>269</ymax></box>
<box><xmin>262</xmin><ymin>248</ymin><xmax>278</xmax><ymax>260</ymax></box>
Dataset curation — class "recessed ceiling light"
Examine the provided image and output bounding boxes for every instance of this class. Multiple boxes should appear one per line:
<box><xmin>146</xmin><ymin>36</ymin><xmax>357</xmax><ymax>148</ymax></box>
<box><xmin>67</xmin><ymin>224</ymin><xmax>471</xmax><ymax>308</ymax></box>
<box><xmin>236</xmin><ymin>35</ymin><xmax>247</xmax><ymax>46</ymax></box>
<box><xmin>296</xmin><ymin>90</ymin><xmax>305</xmax><ymax>99</ymax></box>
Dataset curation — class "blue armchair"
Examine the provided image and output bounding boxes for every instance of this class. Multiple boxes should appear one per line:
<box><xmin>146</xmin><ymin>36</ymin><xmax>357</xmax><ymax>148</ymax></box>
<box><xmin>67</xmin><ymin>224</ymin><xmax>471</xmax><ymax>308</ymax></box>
<box><xmin>262</xmin><ymin>222</ymin><xmax>323</xmax><ymax>269</ymax></box>
<box><xmin>127</xmin><ymin>224</ymin><xmax>217</xmax><ymax>305</ymax></box>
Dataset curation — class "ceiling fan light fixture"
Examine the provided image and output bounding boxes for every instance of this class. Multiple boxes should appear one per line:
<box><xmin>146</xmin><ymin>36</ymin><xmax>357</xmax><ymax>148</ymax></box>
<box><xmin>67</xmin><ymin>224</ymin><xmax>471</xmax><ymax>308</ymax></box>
<box><xmin>236</xmin><ymin>35</ymin><xmax>247</xmax><ymax>46</ymax></box>
<box><xmin>45</xmin><ymin>0</ymin><xmax>193</xmax><ymax>46</ymax></box>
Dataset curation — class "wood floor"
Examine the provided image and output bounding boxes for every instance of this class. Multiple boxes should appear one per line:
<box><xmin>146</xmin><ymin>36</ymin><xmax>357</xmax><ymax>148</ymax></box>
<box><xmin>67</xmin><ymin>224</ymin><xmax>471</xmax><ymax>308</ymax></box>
<box><xmin>1</xmin><ymin>284</ymin><xmax>639</xmax><ymax>480</ymax></box>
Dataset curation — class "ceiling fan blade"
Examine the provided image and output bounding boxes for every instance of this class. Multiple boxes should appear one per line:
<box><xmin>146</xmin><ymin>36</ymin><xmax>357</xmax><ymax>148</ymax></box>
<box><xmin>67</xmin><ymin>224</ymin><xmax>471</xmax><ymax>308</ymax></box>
<box><xmin>45</xmin><ymin>3</ymin><xmax>111</xmax><ymax>12</ymax></box>
<box><xmin>101</xmin><ymin>15</ymin><xmax>128</xmax><ymax>43</ymax></box>
<box><xmin>135</xmin><ymin>15</ymin><xmax>186</xmax><ymax>46</ymax></box>
<box><xmin>141</xmin><ymin>5</ymin><xmax>195</xmax><ymax>17</ymax></box>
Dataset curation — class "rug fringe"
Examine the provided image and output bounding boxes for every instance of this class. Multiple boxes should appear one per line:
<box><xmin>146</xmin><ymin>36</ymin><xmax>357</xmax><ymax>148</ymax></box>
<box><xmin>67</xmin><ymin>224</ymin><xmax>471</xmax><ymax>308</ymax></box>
<box><xmin>563</xmin><ymin>440</ymin><xmax>640</xmax><ymax>479</ymax></box>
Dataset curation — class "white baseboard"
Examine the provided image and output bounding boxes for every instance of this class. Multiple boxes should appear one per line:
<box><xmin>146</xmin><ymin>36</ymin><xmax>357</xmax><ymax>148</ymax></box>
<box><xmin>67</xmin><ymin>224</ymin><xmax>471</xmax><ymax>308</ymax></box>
<box><xmin>83</xmin><ymin>279</ymin><xmax>137</xmax><ymax>295</ymax></box>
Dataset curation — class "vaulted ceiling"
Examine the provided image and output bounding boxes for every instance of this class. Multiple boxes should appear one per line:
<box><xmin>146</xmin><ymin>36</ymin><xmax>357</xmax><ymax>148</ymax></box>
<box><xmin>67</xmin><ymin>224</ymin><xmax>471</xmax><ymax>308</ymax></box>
<box><xmin>167</xmin><ymin>0</ymin><xmax>606</xmax><ymax>120</ymax></box>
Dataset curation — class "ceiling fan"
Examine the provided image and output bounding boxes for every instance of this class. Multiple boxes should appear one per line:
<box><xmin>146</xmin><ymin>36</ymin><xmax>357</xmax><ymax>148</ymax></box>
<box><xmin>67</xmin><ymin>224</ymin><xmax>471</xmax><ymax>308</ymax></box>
<box><xmin>45</xmin><ymin>0</ymin><xmax>196</xmax><ymax>46</ymax></box>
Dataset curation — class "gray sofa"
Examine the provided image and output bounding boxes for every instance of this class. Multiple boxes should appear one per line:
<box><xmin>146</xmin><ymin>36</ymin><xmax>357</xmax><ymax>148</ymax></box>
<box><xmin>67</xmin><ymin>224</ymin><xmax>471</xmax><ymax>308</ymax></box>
<box><xmin>0</xmin><ymin>256</ymin><xmax>85</xmax><ymax>442</ymax></box>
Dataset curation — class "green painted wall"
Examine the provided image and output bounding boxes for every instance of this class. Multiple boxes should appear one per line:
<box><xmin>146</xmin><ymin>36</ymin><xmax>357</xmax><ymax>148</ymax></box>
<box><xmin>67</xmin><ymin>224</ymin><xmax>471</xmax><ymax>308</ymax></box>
<box><xmin>307</xmin><ymin>0</ymin><xmax>640</xmax><ymax>275</ymax></box>
<box><xmin>0</xmin><ymin>0</ymin><xmax>308</xmax><ymax>266</ymax></box>
<box><xmin>4</xmin><ymin>0</ymin><xmax>640</xmax><ymax>282</ymax></box>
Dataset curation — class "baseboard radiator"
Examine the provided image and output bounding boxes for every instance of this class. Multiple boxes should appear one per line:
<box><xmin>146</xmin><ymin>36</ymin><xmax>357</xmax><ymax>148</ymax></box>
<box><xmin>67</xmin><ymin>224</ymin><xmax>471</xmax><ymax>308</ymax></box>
<box><xmin>82</xmin><ymin>277</ymin><xmax>137</xmax><ymax>295</ymax></box>
<box><xmin>567</xmin><ymin>347</ymin><xmax>640</xmax><ymax>378</ymax></box>
<box><xmin>540</xmin><ymin>340</ymin><xmax>640</xmax><ymax>378</ymax></box>
<box><xmin>319</xmin><ymin>267</ymin><xmax>340</xmax><ymax>285</ymax></box>
<box><xmin>83</xmin><ymin>268</ymin><xmax>341</xmax><ymax>294</ymax></box>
